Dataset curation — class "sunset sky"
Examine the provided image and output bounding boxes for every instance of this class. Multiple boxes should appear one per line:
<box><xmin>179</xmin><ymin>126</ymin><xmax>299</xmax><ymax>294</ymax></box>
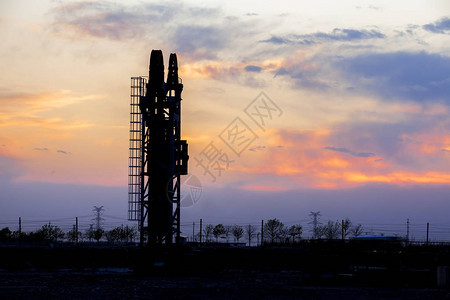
<box><xmin>1</xmin><ymin>0</ymin><xmax>450</xmax><ymax>239</ymax></box>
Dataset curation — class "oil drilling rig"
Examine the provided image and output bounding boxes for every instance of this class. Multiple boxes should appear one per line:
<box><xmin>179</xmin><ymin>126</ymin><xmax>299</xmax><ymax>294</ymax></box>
<box><xmin>128</xmin><ymin>50</ymin><xmax>189</xmax><ymax>245</ymax></box>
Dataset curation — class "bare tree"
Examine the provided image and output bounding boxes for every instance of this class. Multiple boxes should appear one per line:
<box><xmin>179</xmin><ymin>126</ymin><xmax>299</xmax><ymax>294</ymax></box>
<box><xmin>263</xmin><ymin>219</ymin><xmax>284</xmax><ymax>244</ymax></box>
<box><xmin>0</xmin><ymin>227</ymin><xmax>12</xmax><ymax>240</ymax></box>
<box><xmin>245</xmin><ymin>224</ymin><xmax>257</xmax><ymax>246</ymax></box>
<box><xmin>67</xmin><ymin>226</ymin><xmax>82</xmax><ymax>243</ymax></box>
<box><xmin>224</xmin><ymin>225</ymin><xmax>232</xmax><ymax>243</ymax></box>
<box><xmin>351</xmin><ymin>223</ymin><xmax>364</xmax><ymax>237</ymax></box>
<box><xmin>105</xmin><ymin>228</ymin><xmax>121</xmax><ymax>243</ymax></box>
<box><xmin>124</xmin><ymin>225</ymin><xmax>137</xmax><ymax>243</ymax></box>
<box><xmin>314</xmin><ymin>225</ymin><xmax>326</xmax><ymax>239</ymax></box>
<box><xmin>35</xmin><ymin>223</ymin><xmax>65</xmax><ymax>242</ymax></box>
<box><xmin>232</xmin><ymin>225</ymin><xmax>244</xmax><ymax>242</ymax></box>
<box><xmin>288</xmin><ymin>225</ymin><xmax>303</xmax><ymax>243</ymax></box>
<box><xmin>85</xmin><ymin>225</ymin><xmax>95</xmax><ymax>242</ymax></box>
<box><xmin>203</xmin><ymin>224</ymin><xmax>214</xmax><ymax>242</ymax></box>
<box><xmin>324</xmin><ymin>220</ymin><xmax>341</xmax><ymax>240</ymax></box>
<box><xmin>213</xmin><ymin>224</ymin><xmax>226</xmax><ymax>242</ymax></box>
<box><xmin>93</xmin><ymin>228</ymin><xmax>104</xmax><ymax>242</ymax></box>
<box><xmin>342</xmin><ymin>218</ymin><xmax>352</xmax><ymax>238</ymax></box>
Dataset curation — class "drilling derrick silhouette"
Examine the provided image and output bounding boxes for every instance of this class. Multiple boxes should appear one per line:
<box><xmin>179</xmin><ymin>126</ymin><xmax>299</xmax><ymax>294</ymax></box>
<box><xmin>129</xmin><ymin>50</ymin><xmax>189</xmax><ymax>245</ymax></box>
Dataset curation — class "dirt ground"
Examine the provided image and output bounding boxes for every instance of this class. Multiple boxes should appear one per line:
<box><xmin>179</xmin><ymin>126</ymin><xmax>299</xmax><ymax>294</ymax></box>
<box><xmin>0</xmin><ymin>269</ymin><xmax>449</xmax><ymax>300</ymax></box>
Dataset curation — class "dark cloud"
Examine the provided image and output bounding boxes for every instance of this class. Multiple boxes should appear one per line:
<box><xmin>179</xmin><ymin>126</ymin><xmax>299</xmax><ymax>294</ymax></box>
<box><xmin>423</xmin><ymin>17</ymin><xmax>450</xmax><ymax>34</ymax></box>
<box><xmin>278</xmin><ymin>66</ymin><xmax>330</xmax><ymax>91</ymax></box>
<box><xmin>33</xmin><ymin>148</ymin><xmax>49</xmax><ymax>151</ymax></box>
<box><xmin>274</xmin><ymin>67</ymin><xmax>289</xmax><ymax>77</ymax></box>
<box><xmin>260</xmin><ymin>35</ymin><xmax>313</xmax><ymax>45</ymax></box>
<box><xmin>261</xmin><ymin>36</ymin><xmax>288</xmax><ymax>44</ymax></box>
<box><xmin>339</xmin><ymin>51</ymin><xmax>450</xmax><ymax>102</ymax></box>
<box><xmin>323</xmin><ymin>146</ymin><xmax>376</xmax><ymax>158</ymax></box>
<box><xmin>50</xmin><ymin>1</ymin><xmax>221</xmax><ymax>42</ymax></box>
<box><xmin>324</xmin><ymin>146</ymin><xmax>351</xmax><ymax>154</ymax></box>
<box><xmin>248</xmin><ymin>145</ymin><xmax>266</xmax><ymax>151</ymax></box>
<box><xmin>306</xmin><ymin>28</ymin><xmax>385</xmax><ymax>41</ymax></box>
<box><xmin>270</xmin><ymin>55</ymin><xmax>331</xmax><ymax>91</ymax></box>
<box><xmin>244</xmin><ymin>65</ymin><xmax>262</xmax><ymax>72</ymax></box>
<box><xmin>261</xmin><ymin>28</ymin><xmax>385</xmax><ymax>45</ymax></box>
<box><xmin>51</xmin><ymin>2</ymin><xmax>173</xmax><ymax>40</ymax></box>
<box><xmin>57</xmin><ymin>150</ymin><xmax>70</xmax><ymax>155</ymax></box>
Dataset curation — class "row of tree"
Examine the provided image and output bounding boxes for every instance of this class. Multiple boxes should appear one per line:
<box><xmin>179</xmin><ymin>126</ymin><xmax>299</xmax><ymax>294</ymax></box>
<box><xmin>199</xmin><ymin>220</ymin><xmax>303</xmax><ymax>246</ymax></box>
<box><xmin>201</xmin><ymin>224</ymin><xmax>250</xmax><ymax>244</ymax></box>
<box><xmin>200</xmin><ymin>218</ymin><xmax>364</xmax><ymax>245</ymax></box>
<box><xmin>313</xmin><ymin>219</ymin><xmax>363</xmax><ymax>240</ymax></box>
<box><xmin>0</xmin><ymin>218</ymin><xmax>364</xmax><ymax>245</ymax></box>
<box><xmin>0</xmin><ymin>224</ymin><xmax>137</xmax><ymax>243</ymax></box>
<box><xmin>263</xmin><ymin>219</ymin><xmax>303</xmax><ymax>244</ymax></box>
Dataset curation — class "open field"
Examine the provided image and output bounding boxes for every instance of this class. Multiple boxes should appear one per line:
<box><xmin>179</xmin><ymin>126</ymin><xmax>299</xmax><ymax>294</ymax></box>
<box><xmin>1</xmin><ymin>242</ymin><xmax>450</xmax><ymax>299</ymax></box>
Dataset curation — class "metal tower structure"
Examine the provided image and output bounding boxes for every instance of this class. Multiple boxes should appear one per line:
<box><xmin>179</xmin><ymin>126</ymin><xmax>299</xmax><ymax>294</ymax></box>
<box><xmin>309</xmin><ymin>211</ymin><xmax>321</xmax><ymax>239</ymax></box>
<box><xmin>128</xmin><ymin>50</ymin><xmax>189</xmax><ymax>245</ymax></box>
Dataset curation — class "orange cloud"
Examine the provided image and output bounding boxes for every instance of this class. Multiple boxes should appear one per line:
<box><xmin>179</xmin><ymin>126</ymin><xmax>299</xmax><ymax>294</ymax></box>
<box><xmin>400</xmin><ymin>132</ymin><xmax>450</xmax><ymax>155</ymax></box>
<box><xmin>344</xmin><ymin>171</ymin><xmax>450</xmax><ymax>185</ymax></box>
<box><xmin>231</xmin><ymin>128</ymin><xmax>450</xmax><ymax>189</ymax></box>
<box><xmin>180</xmin><ymin>50</ymin><xmax>316</xmax><ymax>80</ymax></box>
<box><xmin>0</xmin><ymin>90</ymin><xmax>98</xmax><ymax>132</ymax></box>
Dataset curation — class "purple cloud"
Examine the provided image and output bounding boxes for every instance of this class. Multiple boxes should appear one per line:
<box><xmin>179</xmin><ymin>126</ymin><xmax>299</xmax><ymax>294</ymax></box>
<box><xmin>338</xmin><ymin>51</ymin><xmax>450</xmax><ymax>102</ymax></box>
<box><xmin>324</xmin><ymin>146</ymin><xmax>376</xmax><ymax>158</ymax></box>
<box><xmin>423</xmin><ymin>17</ymin><xmax>450</xmax><ymax>34</ymax></box>
<box><xmin>244</xmin><ymin>65</ymin><xmax>262</xmax><ymax>72</ymax></box>
<box><xmin>261</xmin><ymin>28</ymin><xmax>385</xmax><ymax>45</ymax></box>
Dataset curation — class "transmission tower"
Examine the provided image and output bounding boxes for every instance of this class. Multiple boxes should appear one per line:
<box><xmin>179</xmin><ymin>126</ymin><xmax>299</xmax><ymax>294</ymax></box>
<box><xmin>309</xmin><ymin>211</ymin><xmax>321</xmax><ymax>238</ymax></box>
<box><xmin>128</xmin><ymin>50</ymin><xmax>189</xmax><ymax>245</ymax></box>
<box><xmin>92</xmin><ymin>206</ymin><xmax>104</xmax><ymax>230</ymax></box>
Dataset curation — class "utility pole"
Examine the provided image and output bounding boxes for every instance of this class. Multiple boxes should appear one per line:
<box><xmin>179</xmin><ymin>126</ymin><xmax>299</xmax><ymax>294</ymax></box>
<box><xmin>75</xmin><ymin>217</ymin><xmax>79</xmax><ymax>245</ymax></box>
<box><xmin>341</xmin><ymin>219</ymin><xmax>344</xmax><ymax>240</ymax></box>
<box><xmin>309</xmin><ymin>211</ymin><xmax>321</xmax><ymax>239</ymax></box>
<box><xmin>406</xmin><ymin>218</ymin><xmax>410</xmax><ymax>242</ymax></box>
<box><xmin>18</xmin><ymin>217</ymin><xmax>22</xmax><ymax>246</ymax></box>
<box><xmin>192</xmin><ymin>222</ymin><xmax>195</xmax><ymax>242</ymax></box>
<box><xmin>199</xmin><ymin>218</ymin><xmax>203</xmax><ymax>244</ymax></box>
<box><xmin>426</xmin><ymin>222</ymin><xmax>429</xmax><ymax>244</ymax></box>
<box><xmin>93</xmin><ymin>206</ymin><xmax>104</xmax><ymax>231</ymax></box>
<box><xmin>261</xmin><ymin>220</ymin><xmax>264</xmax><ymax>246</ymax></box>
